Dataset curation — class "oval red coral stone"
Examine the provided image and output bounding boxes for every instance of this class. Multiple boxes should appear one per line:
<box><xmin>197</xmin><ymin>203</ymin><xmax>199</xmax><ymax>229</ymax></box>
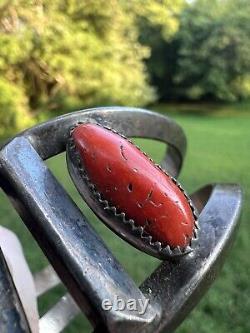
<box><xmin>72</xmin><ymin>123</ymin><xmax>195</xmax><ymax>248</ymax></box>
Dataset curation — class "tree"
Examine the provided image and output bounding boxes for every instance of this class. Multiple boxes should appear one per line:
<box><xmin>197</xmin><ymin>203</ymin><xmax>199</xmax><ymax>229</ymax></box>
<box><xmin>0</xmin><ymin>78</ymin><xmax>30</xmax><ymax>137</ymax></box>
<box><xmin>144</xmin><ymin>0</ymin><xmax>250</xmax><ymax>102</ymax></box>
<box><xmin>0</xmin><ymin>0</ymin><xmax>184</xmax><ymax>136</ymax></box>
<box><xmin>174</xmin><ymin>0</ymin><xmax>250</xmax><ymax>101</ymax></box>
<box><xmin>134</xmin><ymin>0</ymin><xmax>185</xmax><ymax>101</ymax></box>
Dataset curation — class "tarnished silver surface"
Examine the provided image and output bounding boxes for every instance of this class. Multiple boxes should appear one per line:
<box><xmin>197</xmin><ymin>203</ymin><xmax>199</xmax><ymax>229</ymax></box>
<box><xmin>140</xmin><ymin>183</ymin><xmax>242</xmax><ymax>333</ymax></box>
<box><xmin>2</xmin><ymin>107</ymin><xmax>186</xmax><ymax>178</ymax></box>
<box><xmin>0</xmin><ymin>107</ymin><xmax>242</xmax><ymax>333</ymax></box>
<box><xmin>0</xmin><ymin>247</ymin><xmax>31</xmax><ymax>333</ymax></box>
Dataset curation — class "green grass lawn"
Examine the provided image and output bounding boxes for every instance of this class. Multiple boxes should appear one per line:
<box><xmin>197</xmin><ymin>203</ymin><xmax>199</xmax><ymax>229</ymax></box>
<box><xmin>0</xmin><ymin>103</ymin><xmax>249</xmax><ymax>332</ymax></box>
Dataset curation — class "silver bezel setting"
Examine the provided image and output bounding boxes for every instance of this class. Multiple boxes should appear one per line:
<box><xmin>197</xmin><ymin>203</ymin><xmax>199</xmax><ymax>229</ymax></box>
<box><xmin>66</xmin><ymin>121</ymin><xmax>199</xmax><ymax>260</ymax></box>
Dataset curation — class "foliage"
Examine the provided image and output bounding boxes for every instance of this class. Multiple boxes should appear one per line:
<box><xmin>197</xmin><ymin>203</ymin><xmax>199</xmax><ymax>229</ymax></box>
<box><xmin>146</xmin><ymin>0</ymin><xmax>250</xmax><ymax>101</ymax></box>
<box><xmin>175</xmin><ymin>0</ymin><xmax>250</xmax><ymax>101</ymax></box>
<box><xmin>0</xmin><ymin>0</ymin><xmax>149</xmax><ymax>113</ymax></box>
<box><xmin>0</xmin><ymin>0</ymin><xmax>183</xmax><ymax>136</ymax></box>
<box><xmin>123</xmin><ymin>0</ymin><xmax>185</xmax><ymax>40</ymax></box>
<box><xmin>0</xmin><ymin>78</ymin><xmax>31</xmax><ymax>136</ymax></box>
<box><xmin>137</xmin><ymin>0</ymin><xmax>185</xmax><ymax>101</ymax></box>
<box><xmin>2</xmin><ymin>0</ymin><xmax>249</xmax><ymax>136</ymax></box>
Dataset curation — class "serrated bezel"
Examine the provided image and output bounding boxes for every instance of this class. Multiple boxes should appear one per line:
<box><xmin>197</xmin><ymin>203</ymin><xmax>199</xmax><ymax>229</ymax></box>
<box><xmin>66</xmin><ymin>121</ymin><xmax>199</xmax><ymax>260</ymax></box>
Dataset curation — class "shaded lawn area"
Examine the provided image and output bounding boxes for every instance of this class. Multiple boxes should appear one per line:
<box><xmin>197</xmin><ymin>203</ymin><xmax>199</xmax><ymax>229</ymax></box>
<box><xmin>0</xmin><ymin>103</ymin><xmax>249</xmax><ymax>332</ymax></box>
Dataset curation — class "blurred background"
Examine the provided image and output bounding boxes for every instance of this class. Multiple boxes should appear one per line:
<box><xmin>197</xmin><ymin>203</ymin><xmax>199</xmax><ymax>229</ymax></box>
<box><xmin>0</xmin><ymin>0</ymin><xmax>249</xmax><ymax>332</ymax></box>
